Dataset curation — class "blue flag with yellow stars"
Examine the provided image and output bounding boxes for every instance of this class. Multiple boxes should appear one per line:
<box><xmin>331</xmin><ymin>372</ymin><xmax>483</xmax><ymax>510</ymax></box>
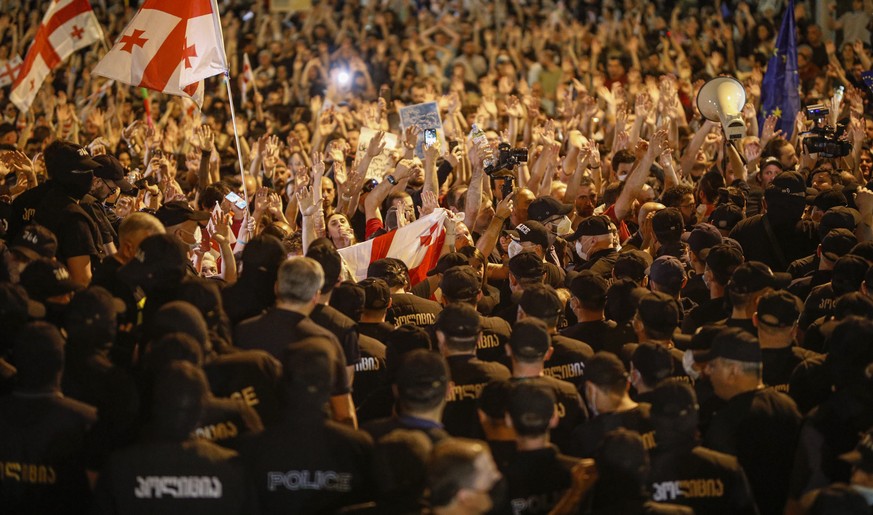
<box><xmin>760</xmin><ymin>0</ymin><xmax>800</xmax><ymax>137</ymax></box>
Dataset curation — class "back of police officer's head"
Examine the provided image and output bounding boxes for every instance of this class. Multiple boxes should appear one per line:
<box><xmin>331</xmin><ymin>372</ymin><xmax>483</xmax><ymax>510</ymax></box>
<box><xmin>281</xmin><ymin>338</ymin><xmax>335</xmax><ymax>409</ymax></box>
<box><xmin>13</xmin><ymin>322</ymin><xmax>65</xmax><ymax>391</ymax></box>
<box><xmin>330</xmin><ymin>281</ymin><xmax>366</xmax><ymax>321</ymax></box>
<box><xmin>372</xmin><ymin>429</ymin><xmax>433</xmax><ymax>502</ymax></box>
<box><xmin>630</xmin><ymin>342</ymin><xmax>674</xmax><ymax>393</ymax></box>
<box><xmin>394</xmin><ymin>349</ymin><xmax>450</xmax><ymax>415</ymax></box>
<box><xmin>151</xmin><ymin>361</ymin><xmax>209</xmax><ymax>441</ymax></box>
<box><xmin>306</xmin><ymin>239</ymin><xmax>342</xmax><ymax>295</ymax></box>
<box><xmin>649</xmin><ymin>379</ymin><xmax>700</xmax><ymax>442</ymax></box>
<box><xmin>428</xmin><ymin>438</ymin><xmax>499</xmax><ymax>512</ymax></box>
<box><xmin>385</xmin><ymin>325</ymin><xmax>432</xmax><ymax>382</ymax></box>
<box><xmin>586</xmin><ymin>352</ymin><xmax>632</xmax><ymax>412</ymax></box>
<box><xmin>507</xmin><ymin>382</ymin><xmax>558</xmax><ymax>440</ymax></box>
<box><xmin>507</xmin><ymin>318</ymin><xmax>552</xmax><ymax>365</ymax></box>
<box><xmin>143</xmin><ymin>332</ymin><xmax>204</xmax><ymax>372</ymax></box>
<box><xmin>435</xmin><ymin>304</ymin><xmax>481</xmax><ymax>355</ymax></box>
<box><xmin>593</xmin><ymin>429</ymin><xmax>650</xmax><ymax>502</ymax></box>
<box><xmin>704</xmin><ymin>328</ymin><xmax>764</xmax><ymax>400</ymax></box>
<box><xmin>477</xmin><ymin>380</ymin><xmax>513</xmax><ymax>435</ymax></box>
<box><xmin>276</xmin><ymin>257</ymin><xmax>324</xmax><ymax>305</ymax></box>
<box><xmin>827</xmin><ymin>317</ymin><xmax>873</xmax><ymax>392</ymax></box>
<box><xmin>148</xmin><ymin>301</ymin><xmax>211</xmax><ymax>353</ymax></box>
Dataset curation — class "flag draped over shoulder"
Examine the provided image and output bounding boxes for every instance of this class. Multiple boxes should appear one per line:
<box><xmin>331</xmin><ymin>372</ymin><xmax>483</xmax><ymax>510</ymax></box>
<box><xmin>338</xmin><ymin>209</ymin><xmax>449</xmax><ymax>286</ymax></box>
<box><xmin>760</xmin><ymin>0</ymin><xmax>801</xmax><ymax>137</ymax></box>
<box><xmin>10</xmin><ymin>0</ymin><xmax>104</xmax><ymax>112</ymax></box>
<box><xmin>93</xmin><ymin>0</ymin><xmax>227</xmax><ymax>105</ymax></box>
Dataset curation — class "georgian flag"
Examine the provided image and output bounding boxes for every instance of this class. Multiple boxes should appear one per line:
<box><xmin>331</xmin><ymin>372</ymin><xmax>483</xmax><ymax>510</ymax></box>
<box><xmin>339</xmin><ymin>209</ymin><xmax>449</xmax><ymax>286</ymax></box>
<box><xmin>10</xmin><ymin>0</ymin><xmax>104</xmax><ymax>112</ymax></box>
<box><xmin>241</xmin><ymin>52</ymin><xmax>255</xmax><ymax>104</ymax></box>
<box><xmin>92</xmin><ymin>0</ymin><xmax>227</xmax><ymax>105</ymax></box>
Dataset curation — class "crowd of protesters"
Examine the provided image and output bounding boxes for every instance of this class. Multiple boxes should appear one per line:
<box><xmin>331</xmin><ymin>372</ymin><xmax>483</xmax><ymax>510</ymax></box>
<box><xmin>1</xmin><ymin>0</ymin><xmax>873</xmax><ymax>513</ymax></box>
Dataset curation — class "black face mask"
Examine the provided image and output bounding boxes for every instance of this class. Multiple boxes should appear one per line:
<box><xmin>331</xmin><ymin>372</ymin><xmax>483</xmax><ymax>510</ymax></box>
<box><xmin>488</xmin><ymin>477</ymin><xmax>509</xmax><ymax>510</ymax></box>
<box><xmin>58</xmin><ymin>171</ymin><xmax>94</xmax><ymax>200</ymax></box>
<box><xmin>766</xmin><ymin>195</ymin><xmax>806</xmax><ymax>226</ymax></box>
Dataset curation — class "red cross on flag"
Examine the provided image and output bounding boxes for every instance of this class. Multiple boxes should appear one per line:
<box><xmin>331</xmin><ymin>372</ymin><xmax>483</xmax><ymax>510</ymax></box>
<box><xmin>0</xmin><ymin>55</ymin><xmax>23</xmax><ymax>88</ymax></box>
<box><xmin>93</xmin><ymin>0</ymin><xmax>227</xmax><ymax>106</ymax></box>
<box><xmin>10</xmin><ymin>0</ymin><xmax>104</xmax><ymax>112</ymax></box>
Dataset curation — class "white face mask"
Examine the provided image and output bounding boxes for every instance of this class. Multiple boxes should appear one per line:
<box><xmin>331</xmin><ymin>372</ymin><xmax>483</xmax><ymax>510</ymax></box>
<box><xmin>186</xmin><ymin>226</ymin><xmax>202</xmax><ymax>251</ymax></box>
<box><xmin>575</xmin><ymin>239</ymin><xmax>589</xmax><ymax>260</ymax></box>
<box><xmin>852</xmin><ymin>485</ymin><xmax>873</xmax><ymax>505</ymax></box>
<box><xmin>555</xmin><ymin>216</ymin><xmax>572</xmax><ymax>236</ymax></box>
<box><xmin>683</xmin><ymin>350</ymin><xmax>700</xmax><ymax>380</ymax></box>
<box><xmin>508</xmin><ymin>240</ymin><xmax>523</xmax><ymax>258</ymax></box>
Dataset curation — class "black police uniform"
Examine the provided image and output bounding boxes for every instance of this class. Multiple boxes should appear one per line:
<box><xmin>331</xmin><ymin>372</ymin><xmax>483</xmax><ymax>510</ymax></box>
<box><xmin>80</xmin><ymin>194</ymin><xmax>117</xmax><ymax>250</ymax></box>
<box><xmin>203</xmin><ymin>350</ymin><xmax>284</xmax><ymax>426</ymax></box>
<box><xmin>357</xmin><ymin>321</ymin><xmax>395</xmax><ymax>344</ymax></box>
<box><xmin>681</xmin><ymin>297</ymin><xmax>730</xmax><ymax>334</ymax></box>
<box><xmin>92</xmin><ymin>439</ymin><xmax>253</xmax><ymax>514</ymax></box>
<box><xmin>233</xmin><ymin>307</ymin><xmax>351</xmax><ymax>402</ymax></box>
<box><xmin>798</xmin><ymin>283</ymin><xmax>835</xmax><ymax>332</ymax></box>
<box><xmin>443</xmin><ymin>355</ymin><xmax>511</xmax><ymax>438</ymax></box>
<box><xmin>761</xmin><ymin>345</ymin><xmax>821</xmax><ymax>394</ymax></box>
<box><xmin>239</xmin><ymin>415</ymin><xmax>374</xmax><ymax>515</ymax></box>
<box><xmin>497</xmin><ymin>446</ymin><xmax>576</xmax><ymax>515</ymax></box>
<box><xmin>0</xmin><ymin>392</ymin><xmax>97</xmax><ymax>514</ymax></box>
<box><xmin>33</xmin><ymin>187</ymin><xmax>101</xmax><ymax>265</ymax></box>
<box><xmin>562</xmin><ymin>319</ymin><xmax>636</xmax><ymax>356</ymax></box>
<box><xmin>194</xmin><ymin>397</ymin><xmax>264</xmax><ymax>451</ymax></box>
<box><xmin>386</xmin><ymin>292</ymin><xmax>442</xmax><ymax>329</ymax></box>
<box><xmin>703</xmin><ymin>387</ymin><xmax>801</xmax><ymax>515</ymax></box>
<box><xmin>509</xmin><ymin>376</ymin><xmax>587</xmax><ymax>453</ymax></box>
<box><xmin>568</xmin><ymin>404</ymin><xmax>656</xmax><ymax>458</ymax></box>
<box><xmin>7</xmin><ymin>180</ymin><xmax>50</xmax><ymax>240</ymax></box>
<box><xmin>544</xmin><ymin>333</ymin><xmax>593</xmax><ymax>392</ymax></box>
<box><xmin>648</xmin><ymin>443</ymin><xmax>759</xmax><ymax>515</ymax></box>
<box><xmin>222</xmin><ymin>273</ymin><xmax>275</xmax><ymax>327</ymax></box>
<box><xmin>578</xmin><ymin>248</ymin><xmax>619</xmax><ymax>279</ymax></box>
<box><xmin>362</xmin><ymin>415</ymin><xmax>451</xmax><ymax>444</ymax></box>
<box><xmin>311</xmin><ymin>303</ymin><xmax>362</xmax><ymax>366</ymax></box>
<box><xmin>477</xmin><ymin>315</ymin><xmax>513</xmax><ymax>363</ymax></box>
<box><xmin>729</xmin><ymin>214</ymin><xmax>819</xmax><ymax>273</ymax></box>
<box><xmin>352</xmin><ymin>334</ymin><xmax>387</xmax><ymax>409</ymax></box>
<box><xmin>681</xmin><ymin>273</ymin><xmax>710</xmax><ymax>307</ymax></box>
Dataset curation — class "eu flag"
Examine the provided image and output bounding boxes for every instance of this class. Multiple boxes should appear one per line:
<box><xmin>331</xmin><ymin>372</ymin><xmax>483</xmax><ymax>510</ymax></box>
<box><xmin>760</xmin><ymin>0</ymin><xmax>801</xmax><ymax>137</ymax></box>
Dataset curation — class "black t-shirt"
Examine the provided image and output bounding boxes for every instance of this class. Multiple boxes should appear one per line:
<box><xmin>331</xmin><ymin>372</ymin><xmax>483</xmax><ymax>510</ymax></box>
<box><xmin>798</xmin><ymin>283</ymin><xmax>835</xmax><ymax>332</ymax></box>
<box><xmin>761</xmin><ymin>345</ymin><xmax>822</xmax><ymax>395</ymax></box>
<box><xmin>787</xmin><ymin>269</ymin><xmax>831</xmax><ymax>302</ymax></box>
<box><xmin>0</xmin><ymin>392</ymin><xmax>97</xmax><ymax>515</ymax></box>
<box><xmin>311</xmin><ymin>303</ymin><xmax>361</xmax><ymax>366</ymax></box>
<box><xmin>509</xmin><ymin>376</ymin><xmax>587</xmax><ymax>453</ymax></box>
<box><xmin>203</xmin><ymin>350</ymin><xmax>284</xmax><ymax>426</ymax></box>
<box><xmin>681</xmin><ymin>297</ymin><xmax>730</xmax><ymax>334</ymax></box>
<box><xmin>79</xmin><ymin>195</ymin><xmax>117</xmax><ymax>249</ymax></box>
<box><xmin>239</xmin><ymin>415</ymin><xmax>374</xmax><ymax>515</ymax></box>
<box><xmin>8</xmin><ymin>181</ymin><xmax>50</xmax><ymax>240</ymax></box>
<box><xmin>578</xmin><ymin>248</ymin><xmax>619</xmax><ymax>279</ymax></box>
<box><xmin>233</xmin><ymin>307</ymin><xmax>351</xmax><ymax>398</ymax></box>
<box><xmin>568</xmin><ymin>404</ymin><xmax>655</xmax><ymax>458</ymax></box>
<box><xmin>703</xmin><ymin>387</ymin><xmax>801</xmax><ymax>515</ymax></box>
<box><xmin>222</xmin><ymin>273</ymin><xmax>276</xmax><ymax>327</ymax></box>
<box><xmin>724</xmin><ymin>317</ymin><xmax>757</xmax><ymax>335</ymax></box>
<box><xmin>787</xmin><ymin>254</ymin><xmax>817</xmax><ymax>279</ymax></box>
<box><xmin>499</xmin><ymin>446</ymin><xmax>576</xmax><ymax>515</ymax></box>
<box><xmin>443</xmin><ymin>355</ymin><xmax>511</xmax><ymax>438</ymax></box>
<box><xmin>729</xmin><ymin>214</ymin><xmax>819</xmax><ymax>272</ymax></box>
<box><xmin>93</xmin><ymin>439</ymin><xmax>253</xmax><ymax>515</ymax></box>
<box><xmin>621</xmin><ymin>343</ymin><xmax>692</xmax><ymax>388</ymax></box>
<box><xmin>648</xmin><ymin>444</ymin><xmax>758</xmax><ymax>515</ymax></box>
<box><xmin>543</xmin><ymin>334</ymin><xmax>593</xmax><ymax>392</ymax></box>
<box><xmin>386</xmin><ymin>292</ymin><xmax>442</xmax><ymax>329</ymax></box>
<box><xmin>681</xmin><ymin>272</ymin><xmax>709</xmax><ymax>307</ymax></box>
<box><xmin>352</xmin><ymin>334</ymin><xmax>387</xmax><ymax>409</ymax></box>
<box><xmin>195</xmin><ymin>397</ymin><xmax>264</xmax><ymax>451</ymax></box>
<box><xmin>33</xmin><ymin>188</ymin><xmax>100</xmax><ymax>263</ymax></box>
<box><xmin>362</xmin><ymin>415</ymin><xmax>451</xmax><ymax>444</ymax></box>
<box><xmin>561</xmin><ymin>319</ymin><xmax>632</xmax><ymax>356</ymax></box>
<box><xmin>357</xmin><ymin>321</ymin><xmax>395</xmax><ymax>344</ymax></box>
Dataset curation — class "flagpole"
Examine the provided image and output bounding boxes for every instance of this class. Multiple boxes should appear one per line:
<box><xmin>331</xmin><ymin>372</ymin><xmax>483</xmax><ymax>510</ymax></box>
<box><xmin>223</xmin><ymin>71</ymin><xmax>250</xmax><ymax>205</ymax></box>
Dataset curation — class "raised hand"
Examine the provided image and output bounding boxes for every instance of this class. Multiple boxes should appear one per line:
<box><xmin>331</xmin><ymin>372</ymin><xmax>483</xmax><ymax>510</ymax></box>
<box><xmin>296</xmin><ymin>185</ymin><xmax>323</xmax><ymax>216</ymax></box>
<box><xmin>419</xmin><ymin>190</ymin><xmax>439</xmax><ymax>217</ymax></box>
<box><xmin>197</xmin><ymin>125</ymin><xmax>215</xmax><ymax>153</ymax></box>
<box><xmin>366</xmin><ymin>131</ymin><xmax>387</xmax><ymax>158</ymax></box>
<box><xmin>496</xmin><ymin>190</ymin><xmax>515</xmax><ymax>220</ymax></box>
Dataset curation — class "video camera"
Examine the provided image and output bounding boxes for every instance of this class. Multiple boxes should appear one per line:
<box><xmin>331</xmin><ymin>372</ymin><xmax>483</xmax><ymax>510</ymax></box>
<box><xmin>802</xmin><ymin>104</ymin><xmax>852</xmax><ymax>158</ymax></box>
<box><xmin>484</xmin><ymin>143</ymin><xmax>528</xmax><ymax>176</ymax></box>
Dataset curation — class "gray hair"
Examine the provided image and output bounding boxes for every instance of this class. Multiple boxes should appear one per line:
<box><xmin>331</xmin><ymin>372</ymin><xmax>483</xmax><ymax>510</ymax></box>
<box><xmin>119</xmin><ymin>212</ymin><xmax>165</xmax><ymax>241</ymax></box>
<box><xmin>277</xmin><ymin>257</ymin><xmax>324</xmax><ymax>303</ymax></box>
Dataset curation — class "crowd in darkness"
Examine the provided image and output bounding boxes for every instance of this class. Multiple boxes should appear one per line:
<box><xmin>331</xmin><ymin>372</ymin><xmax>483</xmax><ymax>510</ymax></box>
<box><xmin>1</xmin><ymin>0</ymin><xmax>873</xmax><ymax>513</ymax></box>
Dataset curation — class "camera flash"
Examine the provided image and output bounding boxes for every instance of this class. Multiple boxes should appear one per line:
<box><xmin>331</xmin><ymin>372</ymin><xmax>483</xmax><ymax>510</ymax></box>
<box><xmin>337</xmin><ymin>71</ymin><xmax>350</xmax><ymax>85</ymax></box>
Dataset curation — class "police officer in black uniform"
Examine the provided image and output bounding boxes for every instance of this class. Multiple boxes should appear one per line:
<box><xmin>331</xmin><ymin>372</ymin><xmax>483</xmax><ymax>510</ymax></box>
<box><xmin>647</xmin><ymin>379</ymin><xmax>759</xmax><ymax>515</ymax></box>
<box><xmin>239</xmin><ymin>341</ymin><xmax>374</xmax><ymax>514</ymax></box>
<box><xmin>565</xmin><ymin>215</ymin><xmax>619</xmax><ymax>279</ymax></box>
<box><xmin>357</xmin><ymin>277</ymin><xmax>397</xmax><ymax>343</ymax></box>
<box><xmin>369</xmin><ymin>258</ymin><xmax>442</xmax><ymax>329</ymax></box>
<box><xmin>435</xmin><ymin>304</ymin><xmax>510</xmax><ymax>438</ymax></box>
<box><xmin>563</xmin><ymin>270</ymin><xmax>632</xmax><ymax>356</ymax></box>
<box><xmin>506</xmin><ymin>318</ymin><xmax>587</xmax><ymax>452</ymax></box>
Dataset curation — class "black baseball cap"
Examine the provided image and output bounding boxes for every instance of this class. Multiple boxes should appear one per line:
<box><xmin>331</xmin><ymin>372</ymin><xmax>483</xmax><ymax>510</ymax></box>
<box><xmin>585</xmin><ymin>352</ymin><xmax>628</xmax><ymax>388</ymax></box>
<box><xmin>631</xmin><ymin>342</ymin><xmax>674</xmax><ymax>385</ymax></box>
<box><xmin>613</xmin><ymin>249</ymin><xmax>652</xmax><ymax>283</ymax></box>
<box><xmin>427</xmin><ymin>252</ymin><xmax>469</xmax><ymax>277</ymax></box>
<box><xmin>434</xmin><ymin>303</ymin><xmax>481</xmax><ymax>338</ymax></box>
<box><xmin>636</xmin><ymin>291</ymin><xmax>680</xmax><ymax>333</ymax></box>
<box><xmin>527</xmin><ymin>196</ymin><xmax>573</xmax><ymax>223</ymax></box>
<box><xmin>651</xmin><ymin>208</ymin><xmax>683</xmax><ymax>236</ymax></box>
<box><xmin>705</xmin><ymin>243</ymin><xmax>744</xmax><ymax>283</ymax></box>
<box><xmin>569</xmin><ymin>270</ymin><xmax>608</xmax><ymax>303</ymax></box>
<box><xmin>768</xmin><ymin>171</ymin><xmax>806</xmax><ymax>197</ymax></box>
<box><xmin>359</xmin><ymin>277</ymin><xmax>392</xmax><ymax>310</ymax></box>
<box><xmin>686</xmin><ymin>223</ymin><xmax>723</xmax><ymax>258</ymax></box>
<box><xmin>508</xmin><ymin>382</ymin><xmax>556</xmax><ymax>435</ymax></box>
<box><xmin>119</xmin><ymin>234</ymin><xmax>189</xmax><ymax>289</ymax></box>
<box><xmin>44</xmin><ymin>141</ymin><xmax>100</xmax><ymax>179</ymax></box>
<box><xmin>368</xmin><ymin>258</ymin><xmax>407</xmax><ymax>288</ymax></box>
<box><xmin>510</xmin><ymin>220</ymin><xmax>550</xmax><ymax>249</ymax></box>
<box><xmin>839</xmin><ymin>429</ymin><xmax>873</xmax><ymax>472</ymax></box>
<box><xmin>19</xmin><ymin>258</ymin><xmax>79</xmax><ymax>302</ymax></box>
<box><xmin>700</xmin><ymin>327</ymin><xmax>762</xmax><ymax>363</ymax></box>
<box><xmin>241</xmin><ymin>234</ymin><xmax>286</xmax><ymax>274</ymax></box>
<box><xmin>0</xmin><ymin>282</ymin><xmax>45</xmax><ymax>321</ymax></box>
<box><xmin>820</xmin><ymin>206</ymin><xmax>862</xmax><ymax>234</ymax></box>
<box><xmin>760</xmin><ymin>156</ymin><xmax>783</xmax><ymax>173</ymax></box>
<box><xmin>11</xmin><ymin>224</ymin><xmax>57</xmax><ymax>261</ymax></box>
<box><xmin>393</xmin><ymin>349</ymin><xmax>449</xmax><ymax>402</ymax></box>
<box><xmin>647</xmin><ymin>256</ymin><xmax>686</xmax><ymax>292</ymax></box>
<box><xmin>708</xmin><ymin>203</ymin><xmax>744</xmax><ymax>232</ymax></box>
<box><xmin>440</xmin><ymin>265</ymin><xmax>481</xmax><ymax>301</ymax></box>
<box><xmin>508</xmin><ymin>318</ymin><xmax>551</xmax><ymax>360</ymax></box>
<box><xmin>519</xmin><ymin>284</ymin><xmax>563</xmax><ymax>320</ymax></box>
<box><xmin>155</xmin><ymin>200</ymin><xmax>210</xmax><ymax>228</ymax></box>
<box><xmin>92</xmin><ymin>154</ymin><xmax>135</xmax><ymax>194</ymax></box>
<box><xmin>508</xmin><ymin>251</ymin><xmax>545</xmax><ymax>280</ymax></box>
<box><xmin>813</xmin><ymin>189</ymin><xmax>848</xmax><ymax>211</ymax></box>
<box><xmin>727</xmin><ymin>261</ymin><xmax>791</xmax><ymax>294</ymax></box>
<box><xmin>568</xmin><ymin>215</ymin><xmax>611</xmax><ymax>240</ymax></box>
<box><xmin>649</xmin><ymin>379</ymin><xmax>699</xmax><ymax>419</ymax></box>
<box><xmin>821</xmin><ymin>228</ymin><xmax>858</xmax><ymax>262</ymax></box>
<box><xmin>755</xmin><ymin>290</ymin><xmax>801</xmax><ymax>328</ymax></box>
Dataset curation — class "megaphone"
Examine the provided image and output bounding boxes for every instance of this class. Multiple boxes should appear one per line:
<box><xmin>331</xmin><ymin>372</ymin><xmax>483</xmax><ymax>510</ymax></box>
<box><xmin>696</xmin><ymin>76</ymin><xmax>747</xmax><ymax>140</ymax></box>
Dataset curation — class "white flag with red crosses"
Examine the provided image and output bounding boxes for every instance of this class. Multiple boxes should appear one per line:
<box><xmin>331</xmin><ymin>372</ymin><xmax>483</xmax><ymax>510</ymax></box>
<box><xmin>0</xmin><ymin>55</ymin><xmax>22</xmax><ymax>88</ymax></box>
<box><xmin>10</xmin><ymin>0</ymin><xmax>104</xmax><ymax>112</ymax></box>
<box><xmin>93</xmin><ymin>0</ymin><xmax>227</xmax><ymax>106</ymax></box>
